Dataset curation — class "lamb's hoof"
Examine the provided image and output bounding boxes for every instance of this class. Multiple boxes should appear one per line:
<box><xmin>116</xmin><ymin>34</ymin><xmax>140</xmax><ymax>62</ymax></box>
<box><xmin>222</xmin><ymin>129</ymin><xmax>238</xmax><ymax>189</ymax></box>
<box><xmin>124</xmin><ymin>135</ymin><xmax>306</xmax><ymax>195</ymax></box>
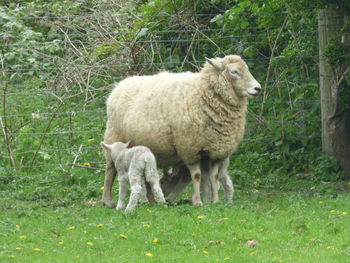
<box><xmin>102</xmin><ymin>200</ymin><xmax>116</xmax><ymax>209</ymax></box>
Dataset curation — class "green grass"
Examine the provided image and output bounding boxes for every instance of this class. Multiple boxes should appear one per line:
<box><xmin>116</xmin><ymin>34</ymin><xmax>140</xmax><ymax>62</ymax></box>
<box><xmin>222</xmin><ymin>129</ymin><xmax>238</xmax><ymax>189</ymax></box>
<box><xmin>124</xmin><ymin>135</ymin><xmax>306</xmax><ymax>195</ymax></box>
<box><xmin>1</xmin><ymin>182</ymin><xmax>350</xmax><ymax>263</ymax></box>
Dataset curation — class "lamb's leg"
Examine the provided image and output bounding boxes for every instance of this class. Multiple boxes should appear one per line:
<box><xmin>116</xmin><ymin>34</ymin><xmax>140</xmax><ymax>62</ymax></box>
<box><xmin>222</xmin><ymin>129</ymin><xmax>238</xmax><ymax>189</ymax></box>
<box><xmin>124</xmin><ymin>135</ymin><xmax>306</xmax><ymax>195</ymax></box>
<box><xmin>218</xmin><ymin>158</ymin><xmax>234</xmax><ymax>202</ymax></box>
<box><xmin>125</xmin><ymin>172</ymin><xmax>142</xmax><ymax>212</ymax></box>
<box><xmin>147</xmin><ymin>175</ymin><xmax>166</xmax><ymax>204</ymax></box>
<box><xmin>208</xmin><ymin>161</ymin><xmax>220</xmax><ymax>203</ymax></box>
<box><xmin>102</xmin><ymin>153</ymin><xmax>117</xmax><ymax>208</ymax></box>
<box><xmin>166</xmin><ymin>165</ymin><xmax>191</xmax><ymax>202</ymax></box>
<box><xmin>187</xmin><ymin>163</ymin><xmax>203</xmax><ymax>206</ymax></box>
<box><xmin>116</xmin><ymin>177</ymin><xmax>128</xmax><ymax>210</ymax></box>
<box><xmin>140</xmin><ymin>178</ymin><xmax>149</xmax><ymax>203</ymax></box>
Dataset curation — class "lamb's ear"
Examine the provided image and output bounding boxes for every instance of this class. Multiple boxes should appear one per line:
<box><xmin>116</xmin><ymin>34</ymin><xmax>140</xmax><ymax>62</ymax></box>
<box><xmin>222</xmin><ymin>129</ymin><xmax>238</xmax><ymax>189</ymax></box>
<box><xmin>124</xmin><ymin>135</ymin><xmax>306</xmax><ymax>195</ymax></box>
<box><xmin>205</xmin><ymin>57</ymin><xmax>224</xmax><ymax>71</ymax></box>
<box><xmin>126</xmin><ymin>141</ymin><xmax>133</xmax><ymax>148</ymax></box>
<box><xmin>101</xmin><ymin>142</ymin><xmax>112</xmax><ymax>151</ymax></box>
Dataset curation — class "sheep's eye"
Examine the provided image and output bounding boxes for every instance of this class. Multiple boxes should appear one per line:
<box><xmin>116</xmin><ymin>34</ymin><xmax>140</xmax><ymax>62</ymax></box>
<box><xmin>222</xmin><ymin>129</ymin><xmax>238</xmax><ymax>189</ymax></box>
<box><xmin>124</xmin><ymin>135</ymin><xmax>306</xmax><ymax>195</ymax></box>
<box><xmin>231</xmin><ymin>70</ymin><xmax>239</xmax><ymax>75</ymax></box>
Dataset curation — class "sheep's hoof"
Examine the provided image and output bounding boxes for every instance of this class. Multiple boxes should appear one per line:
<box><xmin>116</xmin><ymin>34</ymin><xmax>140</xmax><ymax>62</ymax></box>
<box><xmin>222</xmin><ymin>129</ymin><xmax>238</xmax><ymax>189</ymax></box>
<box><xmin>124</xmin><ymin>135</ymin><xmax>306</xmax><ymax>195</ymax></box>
<box><xmin>102</xmin><ymin>200</ymin><xmax>116</xmax><ymax>209</ymax></box>
<box><xmin>192</xmin><ymin>200</ymin><xmax>203</xmax><ymax>206</ymax></box>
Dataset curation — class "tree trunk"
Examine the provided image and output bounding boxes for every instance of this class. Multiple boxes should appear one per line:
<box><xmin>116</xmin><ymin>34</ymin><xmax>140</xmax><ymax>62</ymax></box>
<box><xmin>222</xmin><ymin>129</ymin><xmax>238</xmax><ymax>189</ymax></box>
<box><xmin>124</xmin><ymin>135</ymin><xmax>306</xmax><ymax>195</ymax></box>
<box><xmin>318</xmin><ymin>9</ymin><xmax>350</xmax><ymax>176</ymax></box>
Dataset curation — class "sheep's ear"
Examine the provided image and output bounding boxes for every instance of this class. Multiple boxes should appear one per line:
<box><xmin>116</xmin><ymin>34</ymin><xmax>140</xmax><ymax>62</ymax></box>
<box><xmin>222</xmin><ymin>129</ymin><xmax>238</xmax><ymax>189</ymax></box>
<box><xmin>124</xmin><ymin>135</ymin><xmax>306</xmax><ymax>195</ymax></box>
<box><xmin>126</xmin><ymin>141</ymin><xmax>133</xmax><ymax>148</ymax></box>
<box><xmin>101</xmin><ymin>142</ymin><xmax>112</xmax><ymax>151</ymax></box>
<box><xmin>205</xmin><ymin>57</ymin><xmax>224</xmax><ymax>71</ymax></box>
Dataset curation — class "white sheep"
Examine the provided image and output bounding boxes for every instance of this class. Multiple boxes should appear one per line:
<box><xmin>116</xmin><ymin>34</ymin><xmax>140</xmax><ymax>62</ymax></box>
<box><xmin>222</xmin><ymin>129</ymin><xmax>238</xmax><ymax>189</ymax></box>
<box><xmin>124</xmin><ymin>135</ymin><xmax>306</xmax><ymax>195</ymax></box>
<box><xmin>102</xmin><ymin>55</ymin><xmax>261</xmax><ymax>207</ymax></box>
<box><xmin>100</xmin><ymin>141</ymin><xmax>166</xmax><ymax>212</ymax></box>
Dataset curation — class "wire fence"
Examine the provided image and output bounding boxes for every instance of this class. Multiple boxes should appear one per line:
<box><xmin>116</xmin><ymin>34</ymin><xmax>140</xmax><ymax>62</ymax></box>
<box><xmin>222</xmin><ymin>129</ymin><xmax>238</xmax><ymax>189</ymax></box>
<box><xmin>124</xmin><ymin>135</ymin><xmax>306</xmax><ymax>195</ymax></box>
<box><xmin>0</xmin><ymin>6</ymin><xmax>330</xmax><ymax>180</ymax></box>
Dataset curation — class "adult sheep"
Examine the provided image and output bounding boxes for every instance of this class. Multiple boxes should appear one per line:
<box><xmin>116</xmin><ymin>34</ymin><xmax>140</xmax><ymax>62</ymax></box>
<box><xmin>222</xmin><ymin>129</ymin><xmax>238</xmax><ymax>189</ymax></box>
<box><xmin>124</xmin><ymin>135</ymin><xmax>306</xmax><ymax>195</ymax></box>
<box><xmin>102</xmin><ymin>55</ymin><xmax>261</xmax><ymax>207</ymax></box>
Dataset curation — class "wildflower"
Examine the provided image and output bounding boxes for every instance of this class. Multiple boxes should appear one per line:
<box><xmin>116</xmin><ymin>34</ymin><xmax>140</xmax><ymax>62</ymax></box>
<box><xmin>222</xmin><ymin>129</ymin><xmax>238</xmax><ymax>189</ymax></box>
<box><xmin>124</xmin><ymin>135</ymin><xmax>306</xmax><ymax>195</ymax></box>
<box><xmin>341</xmin><ymin>212</ymin><xmax>347</xmax><ymax>215</ymax></box>
<box><xmin>67</xmin><ymin>226</ymin><xmax>75</xmax><ymax>230</ymax></box>
<box><xmin>19</xmin><ymin>235</ymin><xmax>26</xmax><ymax>239</ymax></box>
<box><xmin>330</xmin><ymin>210</ymin><xmax>336</xmax><ymax>213</ymax></box>
<box><xmin>75</xmin><ymin>256</ymin><xmax>80</xmax><ymax>259</ymax></box>
<box><xmin>143</xmin><ymin>224</ymin><xmax>150</xmax><ymax>228</ymax></box>
<box><xmin>58</xmin><ymin>241</ymin><xmax>64</xmax><ymax>245</ymax></box>
<box><xmin>97</xmin><ymin>224</ymin><xmax>104</xmax><ymax>228</ymax></box>
<box><xmin>203</xmin><ymin>250</ymin><xmax>209</xmax><ymax>254</ymax></box>
<box><xmin>223</xmin><ymin>217</ymin><xmax>229</xmax><ymax>220</ymax></box>
<box><xmin>253</xmin><ymin>178</ymin><xmax>260</xmax><ymax>185</ymax></box>
<box><xmin>326</xmin><ymin>245</ymin><xmax>334</xmax><ymax>249</ymax></box>
<box><xmin>152</xmin><ymin>238</ymin><xmax>159</xmax><ymax>244</ymax></box>
<box><xmin>86</xmin><ymin>242</ymin><xmax>93</xmax><ymax>246</ymax></box>
<box><xmin>100</xmin><ymin>186</ymin><xmax>104</xmax><ymax>191</ymax></box>
<box><xmin>224</xmin><ymin>257</ymin><xmax>230</xmax><ymax>261</ymax></box>
<box><xmin>88</xmin><ymin>138</ymin><xmax>95</xmax><ymax>142</ymax></box>
<box><xmin>83</xmin><ymin>162</ymin><xmax>91</xmax><ymax>167</ymax></box>
<box><xmin>146</xmin><ymin>253</ymin><xmax>154</xmax><ymax>257</ymax></box>
<box><xmin>9</xmin><ymin>255</ymin><xmax>15</xmax><ymax>258</ymax></box>
<box><xmin>119</xmin><ymin>234</ymin><xmax>127</xmax><ymax>239</ymax></box>
<box><xmin>147</xmin><ymin>209</ymin><xmax>153</xmax><ymax>213</ymax></box>
<box><xmin>15</xmin><ymin>248</ymin><xmax>21</xmax><ymax>251</ymax></box>
<box><xmin>33</xmin><ymin>248</ymin><xmax>41</xmax><ymax>252</ymax></box>
<box><xmin>319</xmin><ymin>201</ymin><xmax>324</xmax><ymax>204</ymax></box>
<box><xmin>197</xmin><ymin>216</ymin><xmax>205</xmax><ymax>219</ymax></box>
<box><xmin>15</xmin><ymin>225</ymin><xmax>21</xmax><ymax>229</ymax></box>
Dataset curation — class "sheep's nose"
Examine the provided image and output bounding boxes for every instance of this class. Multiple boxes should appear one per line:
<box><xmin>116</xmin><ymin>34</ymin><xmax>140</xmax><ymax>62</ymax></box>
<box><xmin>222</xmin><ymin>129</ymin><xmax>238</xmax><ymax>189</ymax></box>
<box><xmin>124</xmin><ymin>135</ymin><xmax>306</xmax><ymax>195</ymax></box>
<box><xmin>254</xmin><ymin>86</ymin><xmax>262</xmax><ymax>93</ymax></box>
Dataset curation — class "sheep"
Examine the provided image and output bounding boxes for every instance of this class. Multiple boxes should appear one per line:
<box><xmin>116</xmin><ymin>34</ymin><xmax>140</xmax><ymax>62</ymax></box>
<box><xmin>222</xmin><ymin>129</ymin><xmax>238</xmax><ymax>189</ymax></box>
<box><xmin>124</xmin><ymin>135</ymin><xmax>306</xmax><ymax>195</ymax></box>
<box><xmin>102</xmin><ymin>55</ymin><xmax>261</xmax><ymax>207</ymax></box>
<box><xmin>159</xmin><ymin>157</ymin><xmax>233</xmax><ymax>203</ymax></box>
<box><xmin>100</xmin><ymin>141</ymin><xmax>166</xmax><ymax>212</ymax></box>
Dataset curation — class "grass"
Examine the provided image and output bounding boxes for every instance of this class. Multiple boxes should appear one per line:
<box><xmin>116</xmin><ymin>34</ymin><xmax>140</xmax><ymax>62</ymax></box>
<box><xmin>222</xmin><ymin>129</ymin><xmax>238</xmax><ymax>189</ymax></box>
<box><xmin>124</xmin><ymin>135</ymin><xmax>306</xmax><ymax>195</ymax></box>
<box><xmin>1</xmin><ymin>180</ymin><xmax>350</xmax><ymax>263</ymax></box>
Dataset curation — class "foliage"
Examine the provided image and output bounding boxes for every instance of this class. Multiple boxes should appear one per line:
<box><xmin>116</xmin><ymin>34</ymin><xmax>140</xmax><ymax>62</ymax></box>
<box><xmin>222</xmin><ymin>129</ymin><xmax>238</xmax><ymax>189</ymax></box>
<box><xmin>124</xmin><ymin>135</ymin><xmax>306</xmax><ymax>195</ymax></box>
<box><xmin>0</xmin><ymin>0</ymin><xmax>348</xmax><ymax>193</ymax></box>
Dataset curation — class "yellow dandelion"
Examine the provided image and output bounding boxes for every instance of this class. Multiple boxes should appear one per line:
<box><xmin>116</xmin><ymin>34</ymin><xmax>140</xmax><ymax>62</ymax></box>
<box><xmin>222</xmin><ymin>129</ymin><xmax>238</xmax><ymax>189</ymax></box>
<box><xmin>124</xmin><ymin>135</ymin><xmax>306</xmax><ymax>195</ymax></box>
<box><xmin>9</xmin><ymin>255</ymin><xmax>16</xmax><ymax>258</ymax></box>
<box><xmin>147</xmin><ymin>209</ymin><xmax>153</xmax><ymax>213</ymax></box>
<box><xmin>224</xmin><ymin>257</ymin><xmax>231</xmax><ymax>261</ymax></box>
<box><xmin>15</xmin><ymin>247</ymin><xmax>21</xmax><ymax>251</ymax></box>
<box><xmin>223</xmin><ymin>217</ymin><xmax>229</xmax><ymax>220</ymax></box>
<box><xmin>86</xmin><ymin>242</ymin><xmax>93</xmax><ymax>246</ymax></box>
<box><xmin>58</xmin><ymin>241</ymin><xmax>64</xmax><ymax>245</ymax></box>
<box><xmin>15</xmin><ymin>225</ymin><xmax>21</xmax><ymax>229</ymax></box>
<box><xmin>146</xmin><ymin>253</ymin><xmax>154</xmax><ymax>257</ymax></box>
<box><xmin>143</xmin><ymin>224</ymin><xmax>150</xmax><ymax>228</ymax></box>
<box><xmin>330</xmin><ymin>210</ymin><xmax>336</xmax><ymax>213</ymax></box>
<box><xmin>97</xmin><ymin>224</ymin><xmax>104</xmax><ymax>228</ymax></box>
<box><xmin>348</xmin><ymin>182</ymin><xmax>350</xmax><ymax>185</ymax></box>
<box><xmin>152</xmin><ymin>238</ymin><xmax>159</xmax><ymax>244</ymax></box>
<box><xmin>33</xmin><ymin>248</ymin><xmax>41</xmax><ymax>252</ymax></box>
<box><xmin>83</xmin><ymin>162</ymin><xmax>91</xmax><ymax>167</ymax></box>
<box><xmin>87</xmin><ymin>138</ymin><xmax>95</xmax><ymax>142</ymax></box>
<box><xmin>75</xmin><ymin>255</ymin><xmax>80</xmax><ymax>259</ymax></box>
<box><xmin>19</xmin><ymin>235</ymin><xmax>26</xmax><ymax>239</ymax></box>
<box><xmin>341</xmin><ymin>212</ymin><xmax>348</xmax><ymax>215</ymax></box>
<box><xmin>100</xmin><ymin>186</ymin><xmax>104</xmax><ymax>191</ymax></box>
<box><xmin>253</xmin><ymin>189</ymin><xmax>259</xmax><ymax>193</ymax></box>
<box><xmin>67</xmin><ymin>226</ymin><xmax>75</xmax><ymax>230</ymax></box>
<box><xmin>319</xmin><ymin>201</ymin><xmax>324</xmax><ymax>204</ymax></box>
<box><xmin>326</xmin><ymin>245</ymin><xmax>334</xmax><ymax>249</ymax></box>
<box><xmin>203</xmin><ymin>250</ymin><xmax>209</xmax><ymax>254</ymax></box>
<box><xmin>119</xmin><ymin>234</ymin><xmax>127</xmax><ymax>239</ymax></box>
<box><xmin>197</xmin><ymin>215</ymin><xmax>205</xmax><ymax>219</ymax></box>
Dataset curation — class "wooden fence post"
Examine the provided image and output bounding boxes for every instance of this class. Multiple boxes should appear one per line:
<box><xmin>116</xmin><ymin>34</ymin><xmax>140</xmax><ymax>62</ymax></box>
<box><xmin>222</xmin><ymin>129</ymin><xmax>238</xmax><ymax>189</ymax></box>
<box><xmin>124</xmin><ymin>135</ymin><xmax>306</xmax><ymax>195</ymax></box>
<box><xmin>318</xmin><ymin>9</ymin><xmax>350</xmax><ymax>176</ymax></box>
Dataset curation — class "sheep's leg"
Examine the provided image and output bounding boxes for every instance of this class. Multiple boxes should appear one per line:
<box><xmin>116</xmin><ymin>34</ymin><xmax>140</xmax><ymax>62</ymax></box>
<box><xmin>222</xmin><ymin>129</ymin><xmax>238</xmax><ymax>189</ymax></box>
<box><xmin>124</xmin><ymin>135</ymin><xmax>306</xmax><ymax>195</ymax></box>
<box><xmin>125</xmin><ymin>171</ymin><xmax>143</xmax><ymax>212</ymax></box>
<box><xmin>209</xmin><ymin>162</ymin><xmax>220</xmax><ymax>203</ymax></box>
<box><xmin>102</xmin><ymin>153</ymin><xmax>117</xmax><ymax>208</ymax></box>
<box><xmin>200</xmin><ymin>158</ymin><xmax>212</xmax><ymax>201</ymax></box>
<box><xmin>116</xmin><ymin>177</ymin><xmax>128</xmax><ymax>210</ymax></box>
<box><xmin>218</xmin><ymin>158</ymin><xmax>234</xmax><ymax>202</ymax></box>
<box><xmin>187</xmin><ymin>163</ymin><xmax>203</xmax><ymax>206</ymax></box>
<box><xmin>167</xmin><ymin>166</ymin><xmax>192</xmax><ymax>202</ymax></box>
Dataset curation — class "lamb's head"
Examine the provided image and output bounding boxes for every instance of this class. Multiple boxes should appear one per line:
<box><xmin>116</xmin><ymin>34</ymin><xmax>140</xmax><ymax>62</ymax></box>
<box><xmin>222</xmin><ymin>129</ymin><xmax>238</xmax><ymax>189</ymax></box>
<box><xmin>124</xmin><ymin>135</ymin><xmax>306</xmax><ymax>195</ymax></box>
<box><xmin>205</xmin><ymin>55</ymin><xmax>261</xmax><ymax>98</ymax></box>
<box><xmin>100</xmin><ymin>141</ymin><xmax>131</xmax><ymax>162</ymax></box>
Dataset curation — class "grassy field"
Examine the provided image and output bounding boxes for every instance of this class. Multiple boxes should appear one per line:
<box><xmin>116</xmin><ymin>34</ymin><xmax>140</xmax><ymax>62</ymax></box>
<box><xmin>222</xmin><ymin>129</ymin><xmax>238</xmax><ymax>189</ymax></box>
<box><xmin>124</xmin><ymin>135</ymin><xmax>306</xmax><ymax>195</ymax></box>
<box><xmin>1</xmin><ymin>179</ymin><xmax>350</xmax><ymax>263</ymax></box>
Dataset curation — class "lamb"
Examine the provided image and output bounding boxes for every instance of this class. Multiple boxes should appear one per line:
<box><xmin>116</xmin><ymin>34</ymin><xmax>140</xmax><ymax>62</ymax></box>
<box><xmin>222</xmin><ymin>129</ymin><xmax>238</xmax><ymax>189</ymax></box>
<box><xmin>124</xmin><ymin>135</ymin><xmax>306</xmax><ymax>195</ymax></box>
<box><xmin>100</xmin><ymin>141</ymin><xmax>166</xmax><ymax>212</ymax></box>
<box><xmin>102</xmin><ymin>55</ymin><xmax>261</xmax><ymax>207</ymax></box>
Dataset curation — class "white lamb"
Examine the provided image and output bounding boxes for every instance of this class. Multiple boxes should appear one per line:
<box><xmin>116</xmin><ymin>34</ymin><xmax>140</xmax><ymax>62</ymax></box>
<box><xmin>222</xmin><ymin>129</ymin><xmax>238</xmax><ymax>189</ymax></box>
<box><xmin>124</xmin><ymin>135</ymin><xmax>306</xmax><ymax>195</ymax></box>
<box><xmin>100</xmin><ymin>141</ymin><xmax>166</xmax><ymax>212</ymax></box>
<box><xmin>102</xmin><ymin>55</ymin><xmax>261</xmax><ymax>207</ymax></box>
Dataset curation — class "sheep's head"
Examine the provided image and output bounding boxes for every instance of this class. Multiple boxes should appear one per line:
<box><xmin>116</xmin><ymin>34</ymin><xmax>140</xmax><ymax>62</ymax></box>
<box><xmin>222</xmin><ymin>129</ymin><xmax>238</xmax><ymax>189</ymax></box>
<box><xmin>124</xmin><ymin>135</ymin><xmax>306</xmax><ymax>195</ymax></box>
<box><xmin>101</xmin><ymin>141</ymin><xmax>131</xmax><ymax>161</ymax></box>
<box><xmin>205</xmin><ymin>55</ymin><xmax>261</xmax><ymax>98</ymax></box>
